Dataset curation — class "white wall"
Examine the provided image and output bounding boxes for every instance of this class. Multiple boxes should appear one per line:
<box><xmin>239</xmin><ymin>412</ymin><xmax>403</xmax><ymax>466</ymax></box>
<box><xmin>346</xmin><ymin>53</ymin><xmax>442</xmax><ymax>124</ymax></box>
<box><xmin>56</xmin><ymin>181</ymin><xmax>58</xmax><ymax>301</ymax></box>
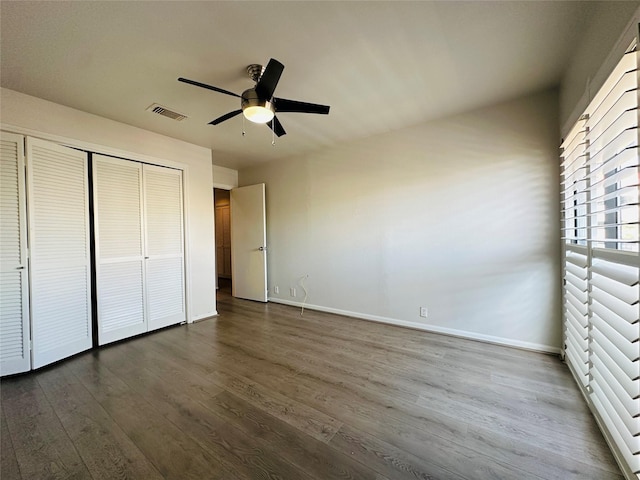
<box><xmin>1</xmin><ymin>87</ymin><xmax>217</xmax><ymax>321</ymax></box>
<box><xmin>213</xmin><ymin>165</ymin><xmax>238</xmax><ymax>189</ymax></box>
<box><xmin>241</xmin><ymin>89</ymin><xmax>561</xmax><ymax>352</ymax></box>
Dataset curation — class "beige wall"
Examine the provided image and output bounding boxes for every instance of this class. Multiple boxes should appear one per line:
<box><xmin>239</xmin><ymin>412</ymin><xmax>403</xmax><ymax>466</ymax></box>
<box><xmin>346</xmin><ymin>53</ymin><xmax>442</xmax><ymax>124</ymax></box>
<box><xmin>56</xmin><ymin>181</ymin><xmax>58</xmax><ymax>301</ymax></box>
<box><xmin>241</xmin><ymin>89</ymin><xmax>562</xmax><ymax>352</ymax></box>
<box><xmin>1</xmin><ymin>87</ymin><xmax>218</xmax><ymax>321</ymax></box>
<box><xmin>213</xmin><ymin>165</ymin><xmax>238</xmax><ymax>189</ymax></box>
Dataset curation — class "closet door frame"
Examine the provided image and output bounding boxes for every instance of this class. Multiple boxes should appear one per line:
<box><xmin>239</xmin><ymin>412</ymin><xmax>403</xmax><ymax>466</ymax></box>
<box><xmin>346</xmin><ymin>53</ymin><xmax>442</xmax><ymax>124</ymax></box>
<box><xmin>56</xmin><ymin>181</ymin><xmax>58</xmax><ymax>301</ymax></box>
<box><xmin>94</xmin><ymin>156</ymin><xmax>187</xmax><ymax>344</ymax></box>
<box><xmin>1</xmin><ymin>126</ymin><xmax>193</xmax><ymax>324</ymax></box>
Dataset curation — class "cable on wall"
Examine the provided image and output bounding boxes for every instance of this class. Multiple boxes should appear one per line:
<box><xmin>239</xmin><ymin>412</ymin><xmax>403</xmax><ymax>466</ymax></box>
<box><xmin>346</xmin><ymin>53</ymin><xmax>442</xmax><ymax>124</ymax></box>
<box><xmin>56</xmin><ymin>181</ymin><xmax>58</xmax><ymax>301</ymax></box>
<box><xmin>299</xmin><ymin>275</ymin><xmax>309</xmax><ymax>316</ymax></box>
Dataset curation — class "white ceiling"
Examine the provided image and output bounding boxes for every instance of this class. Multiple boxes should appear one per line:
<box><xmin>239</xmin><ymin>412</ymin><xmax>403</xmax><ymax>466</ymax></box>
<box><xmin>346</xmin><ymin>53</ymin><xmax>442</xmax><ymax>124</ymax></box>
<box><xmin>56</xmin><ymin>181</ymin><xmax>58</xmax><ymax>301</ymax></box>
<box><xmin>0</xmin><ymin>1</ymin><xmax>609</xmax><ymax>169</ymax></box>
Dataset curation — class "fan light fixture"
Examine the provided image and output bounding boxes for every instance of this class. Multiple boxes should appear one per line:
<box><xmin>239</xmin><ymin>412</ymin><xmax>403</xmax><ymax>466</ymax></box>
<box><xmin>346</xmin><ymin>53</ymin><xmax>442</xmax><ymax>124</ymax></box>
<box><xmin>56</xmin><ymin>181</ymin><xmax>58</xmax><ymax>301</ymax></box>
<box><xmin>243</xmin><ymin>104</ymin><xmax>274</xmax><ymax>123</ymax></box>
<box><xmin>178</xmin><ymin>58</ymin><xmax>330</xmax><ymax>138</ymax></box>
<box><xmin>241</xmin><ymin>88</ymin><xmax>274</xmax><ymax>124</ymax></box>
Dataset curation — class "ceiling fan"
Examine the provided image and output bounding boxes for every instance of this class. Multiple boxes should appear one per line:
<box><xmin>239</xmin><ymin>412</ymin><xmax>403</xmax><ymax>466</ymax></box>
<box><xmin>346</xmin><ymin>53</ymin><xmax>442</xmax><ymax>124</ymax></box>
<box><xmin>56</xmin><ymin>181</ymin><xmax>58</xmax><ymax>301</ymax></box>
<box><xmin>178</xmin><ymin>58</ymin><xmax>330</xmax><ymax>137</ymax></box>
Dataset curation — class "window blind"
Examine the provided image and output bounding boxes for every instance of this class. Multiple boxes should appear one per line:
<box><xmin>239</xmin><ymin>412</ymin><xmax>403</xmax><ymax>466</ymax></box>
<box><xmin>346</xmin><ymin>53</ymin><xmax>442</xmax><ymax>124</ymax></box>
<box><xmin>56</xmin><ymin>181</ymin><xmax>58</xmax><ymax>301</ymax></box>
<box><xmin>586</xmin><ymin>50</ymin><xmax>639</xmax><ymax>252</ymax></box>
<box><xmin>562</xmin><ymin>248</ymin><xmax>590</xmax><ymax>387</ymax></box>
<box><xmin>561</xmin><ymin>46</ymin><xmax>640</xmax><ymax>479</ymax></box>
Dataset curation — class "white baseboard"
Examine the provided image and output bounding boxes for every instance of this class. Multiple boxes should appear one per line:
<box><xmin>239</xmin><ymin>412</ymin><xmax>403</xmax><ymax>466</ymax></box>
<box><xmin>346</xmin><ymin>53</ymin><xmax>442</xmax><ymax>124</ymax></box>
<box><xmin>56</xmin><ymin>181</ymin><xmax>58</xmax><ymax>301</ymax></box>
<box><xmin>190</xmin><ymin>311</ymin><xmax>218</xmax><ymax>323</ymax></box>
<box><xmin>268</xmin><ymin>297</ymin><xmax>561</xmax><ymax>355</ymax></box>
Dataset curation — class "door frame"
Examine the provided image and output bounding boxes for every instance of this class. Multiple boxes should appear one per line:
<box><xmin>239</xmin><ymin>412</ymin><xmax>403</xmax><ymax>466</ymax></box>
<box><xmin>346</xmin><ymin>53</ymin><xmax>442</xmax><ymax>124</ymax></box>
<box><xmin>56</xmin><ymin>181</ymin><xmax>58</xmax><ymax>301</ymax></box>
<box><xmin>213</xmin><ymin>183</ymin><xmax>268</xmax><ymax>303</ymax></box>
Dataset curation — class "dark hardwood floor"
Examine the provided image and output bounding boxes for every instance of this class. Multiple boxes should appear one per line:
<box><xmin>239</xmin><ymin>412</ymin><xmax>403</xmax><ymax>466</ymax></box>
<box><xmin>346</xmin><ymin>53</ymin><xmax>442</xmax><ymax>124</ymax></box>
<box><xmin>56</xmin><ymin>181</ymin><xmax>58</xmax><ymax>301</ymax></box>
<box><xmin>1</xmin><ymin>287</ymin><xmax>623</xmax><ymax>479</ymax></box>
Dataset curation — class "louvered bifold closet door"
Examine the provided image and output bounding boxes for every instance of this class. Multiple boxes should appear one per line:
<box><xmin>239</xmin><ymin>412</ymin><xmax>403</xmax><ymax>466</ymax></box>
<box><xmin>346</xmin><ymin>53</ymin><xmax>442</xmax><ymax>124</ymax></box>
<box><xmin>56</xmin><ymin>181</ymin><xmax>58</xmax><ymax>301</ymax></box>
<box><xmin>589</xmin><ymin>258</ymin><xmax>639</xmax><ymax>473</ymax></box>
<box><xmin>0</xmin><ymin>133</ymin><xmax>30</xmax><ymax>375</ymax></box>
<box><xmin>26</xmin><ymin>138</ymin><xmax>92</xmax><ymax>368</ymax></box>
<box><xmin>143</xmin><ymin>164</ymin><xmax>185</xmax><ymax>331</ymax></box>
<box><xmin>93</xmin><ymin>155</ymin><xmax>146</xmax><ymax>345</ymax></box>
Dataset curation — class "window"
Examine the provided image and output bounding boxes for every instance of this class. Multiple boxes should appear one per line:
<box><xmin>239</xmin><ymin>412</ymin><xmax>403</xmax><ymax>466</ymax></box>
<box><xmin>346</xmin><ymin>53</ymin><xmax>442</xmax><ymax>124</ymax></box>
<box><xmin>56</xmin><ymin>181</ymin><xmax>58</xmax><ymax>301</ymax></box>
<box><xmin>561</xmin><ymin>44</ymin><xmax>640</xmax><ymax>478</ymax></box>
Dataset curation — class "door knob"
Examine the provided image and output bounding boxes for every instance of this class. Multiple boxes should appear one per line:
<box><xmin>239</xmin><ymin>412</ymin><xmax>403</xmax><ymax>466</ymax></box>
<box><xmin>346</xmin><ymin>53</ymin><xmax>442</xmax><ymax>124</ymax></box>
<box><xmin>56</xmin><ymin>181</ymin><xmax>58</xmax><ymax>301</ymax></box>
<box><xmin>258</xmin><ymin>246</ymin><xmax>267</xmax><ymax>251</ymax></box>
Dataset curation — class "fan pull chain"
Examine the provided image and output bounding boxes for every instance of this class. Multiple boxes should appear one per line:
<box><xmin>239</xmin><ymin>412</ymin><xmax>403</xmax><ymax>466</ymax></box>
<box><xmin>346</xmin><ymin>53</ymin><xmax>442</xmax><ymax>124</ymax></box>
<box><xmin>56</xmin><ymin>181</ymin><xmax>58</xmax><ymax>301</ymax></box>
<box><xmin>242</xmin><ymin>115</ymin><xmax>246</xmax><ymax>137</ymax></box>
<box><xmin>272</xmin><ymin>121</ymin><xmax>275</xmax><ymax>146</ymax></box>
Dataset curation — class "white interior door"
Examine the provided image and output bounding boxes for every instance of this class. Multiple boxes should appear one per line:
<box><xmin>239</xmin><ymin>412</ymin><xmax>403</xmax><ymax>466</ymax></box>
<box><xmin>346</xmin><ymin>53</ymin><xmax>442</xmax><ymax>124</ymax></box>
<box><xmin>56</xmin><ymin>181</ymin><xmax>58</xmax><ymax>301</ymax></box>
<box><xmin>143</xmin><ymin>164</ymin><xmax>185</xmax><ymax>331</ymax></box>
<box><xmin>231</xmin><ymin>183</ymin><xmax>267</xmax><ymax>302</ymax></box>
<box><xmin>93</xmin><ymin>155</ymin><xmax>146</xmax><ymax>345</ymax></box>
<box><xmin>0</xmin><ymin>133</ymin><xmax>31</xmax><ymax>375</ymax></box>
<box><xmin>27</xmin><ymin>138</ymin><xmax>92</xmax><ymax>369</ymax></box>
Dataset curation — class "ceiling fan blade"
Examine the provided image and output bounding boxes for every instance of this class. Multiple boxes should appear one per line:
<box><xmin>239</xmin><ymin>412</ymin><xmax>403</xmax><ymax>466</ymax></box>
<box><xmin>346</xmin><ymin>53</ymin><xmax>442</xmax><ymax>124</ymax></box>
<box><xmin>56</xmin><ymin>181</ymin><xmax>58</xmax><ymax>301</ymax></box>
<box><xmin>255</xmin><ymin>58</ymin><xmax>284</xmax><ymax>100</ymax></box>
<box><xmin>209</xmin><ymin>110</ymin><xmax>243</xmax><ymax>125</ymax></box>
<box><xmin>178</xmin><ymin>77</ymin><xmax>241</xmax><ymax>98</ymax></box>
<box><xmin>274</xmin><ymin>98</ymin><xmax>330</xmax><ymax>115</ymax></box>
<box><xmin>267</xmin><ymin>116</ymin><xmax>286</xmax><ymax>137</ymax></box>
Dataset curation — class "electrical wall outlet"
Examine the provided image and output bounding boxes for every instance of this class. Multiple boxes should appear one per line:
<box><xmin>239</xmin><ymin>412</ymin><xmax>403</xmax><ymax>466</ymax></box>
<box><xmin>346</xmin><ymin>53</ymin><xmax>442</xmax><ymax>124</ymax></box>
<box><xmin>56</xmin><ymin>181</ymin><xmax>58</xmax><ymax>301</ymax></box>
<box><xmin>290</xmin><ymin>287</ymin><xmax>296</xmax><ymax>297</ymax></box>
<box><xmin>274</xmin><ymin>286</ymin><xmax>279</xmax><ymax>294</ymax></box>
<box><xmin>420</xmin><ymin>307</ymin><xmax>428</xmax><ymax>318</ymax></box>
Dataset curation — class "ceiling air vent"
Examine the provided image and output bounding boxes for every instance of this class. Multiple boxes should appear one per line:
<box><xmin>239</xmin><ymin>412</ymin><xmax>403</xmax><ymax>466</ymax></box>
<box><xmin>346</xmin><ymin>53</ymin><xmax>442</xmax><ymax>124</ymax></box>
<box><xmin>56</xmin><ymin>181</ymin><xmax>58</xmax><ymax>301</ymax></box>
<box><xmin>146</xmin><ymin>103</ymin><xmax>188</xmax><ymax>121</ymax></box>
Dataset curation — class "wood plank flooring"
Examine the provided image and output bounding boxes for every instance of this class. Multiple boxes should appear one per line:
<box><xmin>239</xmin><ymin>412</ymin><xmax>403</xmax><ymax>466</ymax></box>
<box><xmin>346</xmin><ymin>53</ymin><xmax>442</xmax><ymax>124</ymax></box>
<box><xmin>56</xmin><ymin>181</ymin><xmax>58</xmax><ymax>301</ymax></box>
<box><xmin>1</xmin><ymin>288</ymin><xmax>623</xmax><ymax>479</ymax></box>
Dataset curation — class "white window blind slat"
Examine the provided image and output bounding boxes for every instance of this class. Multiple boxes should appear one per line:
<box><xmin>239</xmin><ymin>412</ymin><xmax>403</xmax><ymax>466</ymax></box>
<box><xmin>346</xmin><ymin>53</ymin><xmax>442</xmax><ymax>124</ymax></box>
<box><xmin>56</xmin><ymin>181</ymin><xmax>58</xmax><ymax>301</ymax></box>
<box><xmin>565</xmin><ymin>302</ymin><xmax>589</xmax><ymax>332</ymax></box>
<box><xmin>564</xmin><ymin>267</ymin><xmax>589</xmax><ymax>289</ymax></box>
<box><xmin>565</xmin><ymin>316</ymin><xmax>588</xmax><ymax>352</ymax></box>
<box><xmin>590</xmin><ymin>143</ymin><xmax>638</xmax><ymax>180</ymax></box>
<box><xmin>561</xmin><ymin>167</ymin><xmax>589</xmax><ymax>188</ymax></box>
<box><xmin>591</xmin><ymin>313</ymin><xmax>640</xmax><ymax>364</ymax></box>
<box><xmin>591</xmin><ymin>341</ymin><xmax>639</xmax><ymax>400</ymax></box>
<box><xmin>591</xmin><ymin>392</ymin><xmax>640</xmax><ymax>474</ymax></box>
<box><xmin>591</xmin><ymin>379</ymin><xmax>640</xmax><ymax>454</ymax></box>
<box><xmin>565</xmin><ymin>343</ymin><xmax>590</xmax><ymax>385</ymax></box>
<box><xmin>565</xmin><ymin>262</ymin><xmax>587</xmax><ymax>284</ymax></box>
<box><xmin>592</xmin><ymin>306</ymin><xmax>639</xmax><ymax>344</ymax></box>
<box><xmin>591</xmin><ymin>286</ymin><xmax>639</xmax><ymax>324</ymax></box>
<box><xmin>592</xmin><ymin>361</ymin><xmax>640</xmax><ymax>420</ymax></box>
<box><xmin>565</xmin><ymin>299</ymin><xmax>588</xmax><ymax>331</ymax></box>
<box><xmin>592</xmin><ymin>271</ymin><xmax>640</xmax><ymax>305</ymax></box>
<box><xmin>592</xmin><ymin>258</ymin><xmax>640</xmax><ymax>286</ymax></box>
<box><xmin>587</xmin><ymin>51</ymin><xmax>637</xmax><ymax>113</ymax></box>
<box><xmin>592</xmin><ymin>328</ymin><xmax>639</xmax><ymax>382</ymax></box>
<box><xmin>590</xmin><ymin>164</ymin><xmax>640</xmax><ymax>194</ymax></box>
<box><xmin>565</xmin><ymin>279</ymin><xmax>589</xmax><ymax>305</ymax></box>
<box><xmin>565</xmin><ymin>250</ymin><xmax>589</xmax><ymax>268</ymax></box>
<box><xmin>588</xmin><ymin>87</ymin><xmax>637</xmax><ymax>141</ymax></box>
<box><xmin>591</xmin><ymin>83</ymin><xmax>637</xmax><ymax>130</ymax></box>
